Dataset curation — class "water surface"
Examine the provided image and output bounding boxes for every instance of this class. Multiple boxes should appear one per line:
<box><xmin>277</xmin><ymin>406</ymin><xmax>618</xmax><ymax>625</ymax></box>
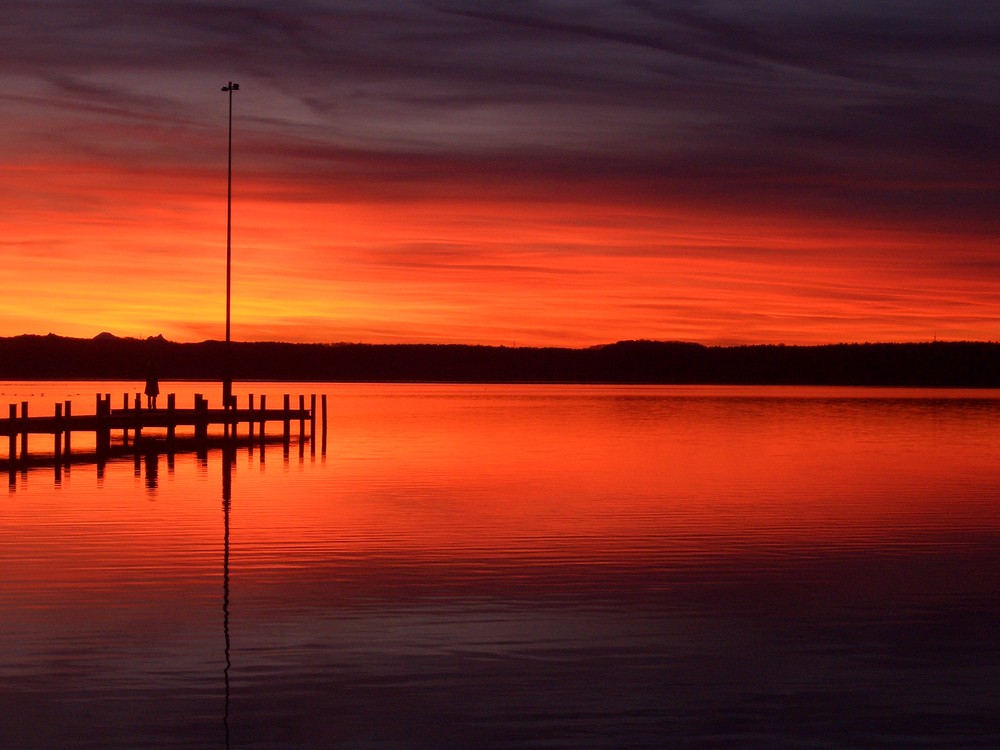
<box><xmin>2</xmin><ymin>384</ymin><xmax>999</xmax><ymax>748</ymax></box>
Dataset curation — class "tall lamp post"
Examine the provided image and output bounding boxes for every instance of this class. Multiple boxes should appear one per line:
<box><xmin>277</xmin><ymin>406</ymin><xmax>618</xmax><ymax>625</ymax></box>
<box><xmin>222</xmin><ymin>81</ymin><xmax>239</xmax><ymax>409</ymax></box>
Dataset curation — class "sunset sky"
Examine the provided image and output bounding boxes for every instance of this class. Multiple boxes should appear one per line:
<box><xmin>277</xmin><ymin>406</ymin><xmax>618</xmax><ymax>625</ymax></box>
<box><xmin>2</xmin><ymin>1</ymin><xmax>997</xmax><ymax>347</ymax></box>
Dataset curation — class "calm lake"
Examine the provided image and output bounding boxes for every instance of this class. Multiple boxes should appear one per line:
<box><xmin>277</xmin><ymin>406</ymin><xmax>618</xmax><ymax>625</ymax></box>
<box><xmin>2</xmin><ymin>382</ymin><xmax>999</xmax><ymax>749</ymax></box>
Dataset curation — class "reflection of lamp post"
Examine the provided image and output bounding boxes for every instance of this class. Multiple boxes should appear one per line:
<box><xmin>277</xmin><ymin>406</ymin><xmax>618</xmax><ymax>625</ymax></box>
<box><xmin>222</xmin><ymin>456</ymin><xmax>232</xmax><ymax>747</ymax></box>
<box><xmin>221</xmin><ymin>81</ymin><xmax>239</xmax><ymax>409</ymax></box>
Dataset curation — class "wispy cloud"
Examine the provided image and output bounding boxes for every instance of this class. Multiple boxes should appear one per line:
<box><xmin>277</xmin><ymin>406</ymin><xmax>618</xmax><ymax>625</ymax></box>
<box><xmin>0</xmin><ymin>0</ymin><xmax>997</xmax><ymax>344</ymax></box>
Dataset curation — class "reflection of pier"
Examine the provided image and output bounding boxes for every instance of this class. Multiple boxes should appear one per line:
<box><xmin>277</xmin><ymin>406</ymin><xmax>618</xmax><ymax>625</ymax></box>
<box><xmin>2</xmin><ymin>392</ymin><xmax>327</xmax><ymax>474</ymax></box>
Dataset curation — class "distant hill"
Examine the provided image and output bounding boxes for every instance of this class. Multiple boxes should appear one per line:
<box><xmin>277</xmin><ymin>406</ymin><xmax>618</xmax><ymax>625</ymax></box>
<box><xmin>0</xmin><ymin>334</ymin><xmax>998</xmax><ymax>387</ymax></box>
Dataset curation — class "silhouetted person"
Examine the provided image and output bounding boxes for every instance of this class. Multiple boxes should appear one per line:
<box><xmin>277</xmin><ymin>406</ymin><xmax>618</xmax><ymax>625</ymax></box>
<box><xmin>144</xmin><ymin>362</ymin><xmax>160</xmax><ymax>409</ymax></box>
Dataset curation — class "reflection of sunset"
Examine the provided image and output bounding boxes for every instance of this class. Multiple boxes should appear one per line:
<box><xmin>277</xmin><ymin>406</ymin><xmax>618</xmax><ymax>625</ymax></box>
<box><xmin>10</xmin><ymin>385</ymin><xmax>997</xmax><ymax>608</ymax></box>
<box><xmin>237</xmin><ymin>387</ymin><xmax>1000</xmax><ymax>558</ymax></box>
<box><xmin>4</xmin><ymin>384</ymin><xmax>1000</xmax><ymax>750</ymax></box>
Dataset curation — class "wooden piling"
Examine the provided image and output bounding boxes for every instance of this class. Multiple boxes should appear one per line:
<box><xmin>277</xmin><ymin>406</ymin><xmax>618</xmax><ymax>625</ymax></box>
<box><xmin>63</xmin><ymin>400</ymin><xmax>71</xmax><ymax>460</ymax></box>
<box><xmin>8</xmin><ymin>404</ymin><xmax>16</xmax><ymax>465</ymax></box>
<box><xmin>310</xmin><ymin>394</ymin><xmax>317</xmax><ymax>456</ymax></box>
<box><xmin>321</xmin><ymin>394</ymin><xmax>328</xmax><ymax>455</ymax></box>
<box><xmin>258</xmin><ymin>394</ymin><xmax>266</xmax><ymax>462</ymax></box>
<box><xmin>223</xmin><ymin>394</ymin><xmax>235</xmax><ymax>441</ymax></box>
<box><xmin>97</xmin><ymin>394</ymin><xmax>110</xmax><ymax>475</ymax></box>
<box><xmin>133</xmin><ymin>393</ymin><xmax>143</xmax><ymax>447</ymax></box>
<box><xmin>20</xmin><ymin>402</ymin><xmax>28</xmax><ymax>463</ymax></box>
<box><xmin>248</xmin><ymin>394</ymin><xmax>255</xmax><ymax>442</ymax></box>
<box><xmin>231</xmin><ymin>394</ymin><xmax>238</xmax><ymax>439</ymax></box>
<box><xmin>194</xmin><ymin>394</ymin><xmax>208</xmax><ymax>460</ymax></box>
<box><xmin>194</xmin><ymin>394</ymin><xmax>208</xmax><ymax>445</ymax></box>
<box><xmin>258</xmin><ymin>394</ymin><xmax>267</xmax><ymax>446</ymax></box>
<box><xmin>298</xmin><ymin>395</ymin><xmax>306</xmax><ymax>442</ymax></box>
<box><xmin>298</xmin><ymin>394</ymin><xmax>306</xmax><ymax>459</ymax></box>
<box><xmin>123</xmin><ymin>393</ymin><xmax>130</xmax><ymax>445</ymax></box>
<box><xmin>166</xmin><ymin>393</ymin><xmax>176</xmax><ymax>451</ymax></box>
<box><xmin>96</xmin><ymin>394</ymin><xmax>111</xmax><ymax>460</ymax></box>
<box><xmin>282</xmin><ymin>394</ymin><xmax>291</xmax><ymax>446</ymax></box>
<box><xmin>53</xmin><ymin>403</ymin><xmax>62</xmax><ymax>462</ymax></box>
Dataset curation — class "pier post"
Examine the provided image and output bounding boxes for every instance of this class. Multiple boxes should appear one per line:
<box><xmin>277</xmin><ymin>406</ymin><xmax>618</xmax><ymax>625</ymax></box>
<box><xmin>229</xmin><ymin>394</ymin><xmax>238</xmax><ymax>440</ymax></box>
<box><xmin>227</xmin><ymin>395</ymin><xmax>238</xmax><ymax>460</ymax></box>
<box><xmin>133</xmin><ymin>393</ymin><xmax>143</xmax><ymax>447</ymax></box>
<box><xmin>8</xmin><ymin>404</ymin><xmax>16</xmax><ymax>466</ymax></box>
<box><xmin>282</xmin><ymin>394</ymin><xmax>291</xmax><ymax>448</ymax></box>
<box><xmin>123</xmin><ymin>393</ymin><xmax>130</xmax><ymax>445</ymax></box>
<box><xmin>20</xmin><ymin>402</ymin><xmax>28</xmax><ymax>464</ymax></box>
<box><xmin>195</xmin><ymin>394</ymin><xmax>207</xmax><ymax>460</ymax></box>
<box><xmin>194</xmin><ymin>394</ymin><xmax>208</xmax><ymax>457</ymax></box>
<box><xmin>166</xmin><ymin>394</ymin><xmax>176</xmax><ymax>452</ymax></box>
<box><xmin>102</xmin><ymin>395</ymin><xmax>111</xmax><ymax>467</ymax></box>
<box><xmin>248</xmin><ymin>394</ymin><xmax>255</xmax><ymax>443</ymax></box>
<box><xmin>310</xmin><ymin>394</ymin><xmax>317</xmax><ymax>456</ymax></box>
<box><xmin>96</xmin><ymin>394</ymin><xmax>111</xmax><ymax>466</ymax></box>
<box><xmin>298</xmin><ymin>395</ymin><xmax>306</xmax><ymax>459</ymax></box>
<box><xmin>321</xmin><ymin>394</ymin><xmax>328</xmax><ymax>456</ymax></box>
<box><xmin>258</xmin><ymin>394</ymin><xmax>266</xmax><ymax>462</ymax></box>
<box><xmin>54</xmin><ymin>403</ymin><xmax>63</xmax><ymax>463</ymax></box>
<box><xmin>298</xmin><ymin>395</ymin><xmax>306</xmax><ymax>442</ymax></box>
<box><xmin>63</xmin><ymin>400</ymin><xmax>71</xmax><ymax>460</ymax></box>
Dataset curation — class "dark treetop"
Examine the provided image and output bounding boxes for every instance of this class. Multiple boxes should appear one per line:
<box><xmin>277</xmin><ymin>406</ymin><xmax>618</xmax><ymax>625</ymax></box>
<box><xmin>1</xmin><ymin>333</ymin><xmax>999</xmax><ymax>387</ymax></box>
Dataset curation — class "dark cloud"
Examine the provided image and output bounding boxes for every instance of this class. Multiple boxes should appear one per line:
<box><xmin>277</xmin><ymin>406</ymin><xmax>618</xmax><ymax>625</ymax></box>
<box><xmin>1</xmin><ymin>0</ymin><xmax>996</xmax><ymax>229</ymax></box>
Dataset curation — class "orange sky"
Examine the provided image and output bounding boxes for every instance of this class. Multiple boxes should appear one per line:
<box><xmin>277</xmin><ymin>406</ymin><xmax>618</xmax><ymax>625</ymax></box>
<box><xmin>2</xmin><ymin>2</ymin><xmax>997</xmax><ymax>346</ymax></box>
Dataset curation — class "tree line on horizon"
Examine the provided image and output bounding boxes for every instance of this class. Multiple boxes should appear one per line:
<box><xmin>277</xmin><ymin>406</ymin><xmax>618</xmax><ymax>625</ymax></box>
<box><xmin>0</xmin><ymin>333</ymin><xmax>998</xmax><ymax>387</ymax></box>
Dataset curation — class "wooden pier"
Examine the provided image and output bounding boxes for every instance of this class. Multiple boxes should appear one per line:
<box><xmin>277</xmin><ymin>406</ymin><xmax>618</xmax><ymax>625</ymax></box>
<box><xmin>2</xmin><ymin>391</ymin><xmax>328</xmax><ymax>471</ymax></box>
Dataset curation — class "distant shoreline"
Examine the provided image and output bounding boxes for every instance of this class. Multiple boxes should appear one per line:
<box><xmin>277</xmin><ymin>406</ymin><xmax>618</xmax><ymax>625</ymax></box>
<box><xmin>2</xmin><ymin>334</ymin><xmax>998</xmax><ymax>388</ymax></box>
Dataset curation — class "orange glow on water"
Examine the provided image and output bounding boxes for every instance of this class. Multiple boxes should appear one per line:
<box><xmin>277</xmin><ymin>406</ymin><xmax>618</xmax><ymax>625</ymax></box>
<box><xmin>3</xmin><ymin>385</ymin><xmax>1000</xmax><ymax>612</ymax></box>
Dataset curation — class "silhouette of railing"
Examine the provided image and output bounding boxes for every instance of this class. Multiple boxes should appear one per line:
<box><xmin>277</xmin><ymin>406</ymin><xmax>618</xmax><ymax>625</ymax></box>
<box><xmin>2</xmin><ymin>392</ymin><xmax>328</xmax><ymax>472</ymax></box>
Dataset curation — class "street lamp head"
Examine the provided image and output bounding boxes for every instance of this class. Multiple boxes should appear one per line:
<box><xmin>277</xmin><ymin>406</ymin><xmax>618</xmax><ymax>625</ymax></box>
<box><xmin>222</xmin><ymin>82</ymin><xmax>240</xmax><ymax>92</ymax></box>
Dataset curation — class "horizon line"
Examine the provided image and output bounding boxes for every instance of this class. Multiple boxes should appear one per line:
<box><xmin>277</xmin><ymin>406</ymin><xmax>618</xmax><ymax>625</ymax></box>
<box><xmin>4</xmin><ymin>331</ymin><xmax>998</xmax><ymax>350</ymax></box>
